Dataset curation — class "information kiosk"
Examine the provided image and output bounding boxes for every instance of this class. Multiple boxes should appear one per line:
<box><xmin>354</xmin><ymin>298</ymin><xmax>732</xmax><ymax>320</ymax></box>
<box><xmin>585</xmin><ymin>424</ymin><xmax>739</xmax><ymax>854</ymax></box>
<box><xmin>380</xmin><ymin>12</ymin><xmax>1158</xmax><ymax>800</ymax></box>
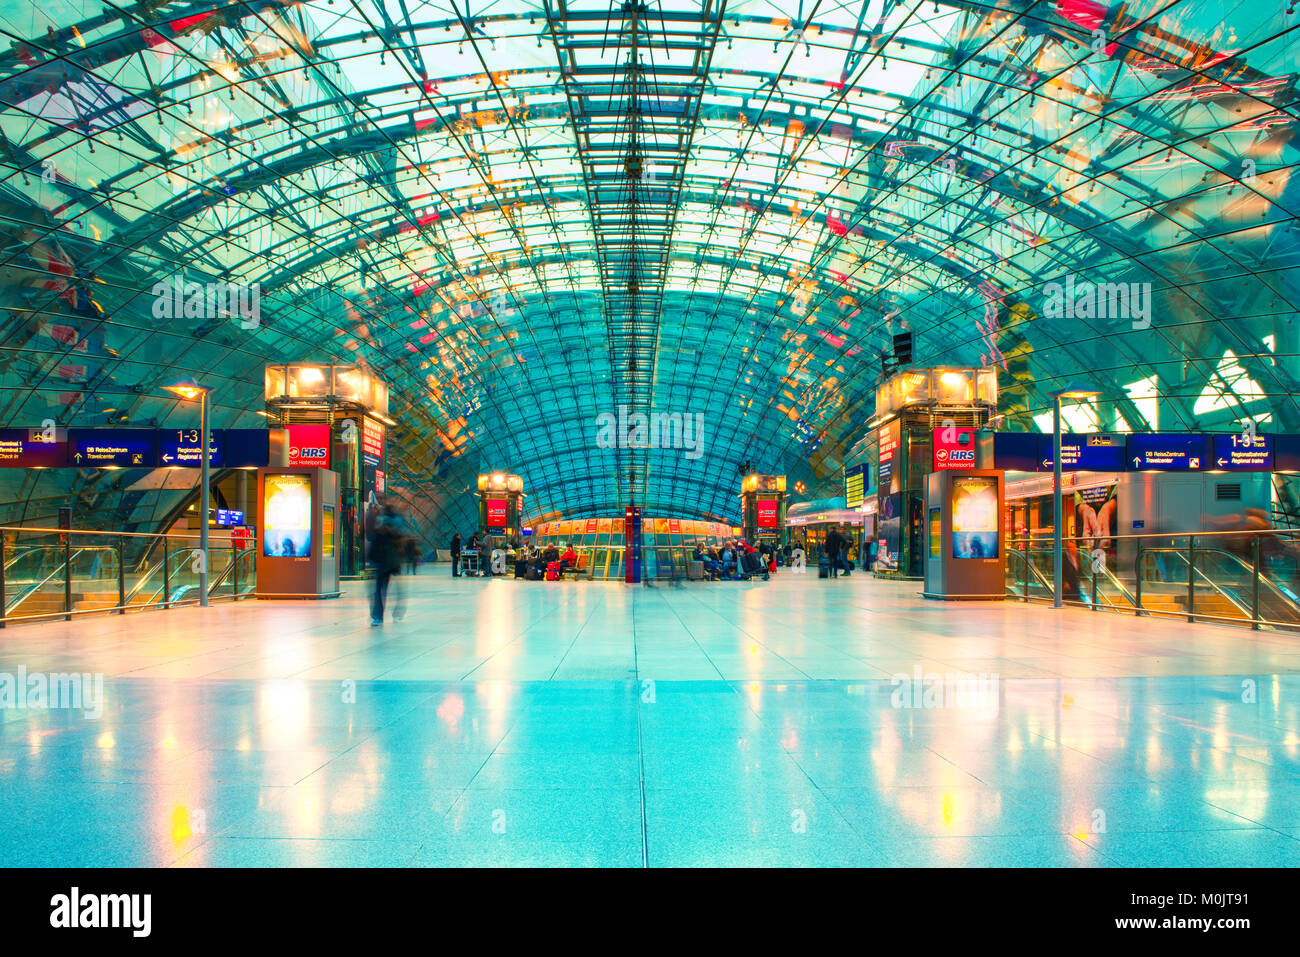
<box><xmin>740</xmin><ymin>473</ymin><xmax>786</xmax><ymax>545</ymax></box>
<box><xmin>255</xmin><ymin>466</ymin><xmax>341</xmax><ymax>599</ymax></box>
<box><xmin>922</xmin><ymin>468</ymin><xmax>1005</xmax><ymax>600</ymax></box>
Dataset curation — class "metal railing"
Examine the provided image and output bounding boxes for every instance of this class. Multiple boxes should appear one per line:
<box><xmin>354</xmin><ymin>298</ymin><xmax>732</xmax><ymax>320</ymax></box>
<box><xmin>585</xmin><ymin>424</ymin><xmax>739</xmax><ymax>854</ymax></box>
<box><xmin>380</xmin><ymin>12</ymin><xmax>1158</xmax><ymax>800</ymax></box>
<box><xmin>0</xmin><ymin>525</ymin><xmax>257</xmax><ymax>626</ymax></box>
<box><xmin>1007</xmin><ymin>528</ymin><xmax>1300</xmax><ymax>631</ymax></box>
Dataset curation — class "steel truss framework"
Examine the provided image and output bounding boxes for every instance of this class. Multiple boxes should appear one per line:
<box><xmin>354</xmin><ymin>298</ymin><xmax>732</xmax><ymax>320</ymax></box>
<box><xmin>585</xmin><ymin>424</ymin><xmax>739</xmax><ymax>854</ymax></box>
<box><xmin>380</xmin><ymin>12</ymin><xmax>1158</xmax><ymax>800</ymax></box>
<box><xmin>0</xmin><ymin>0</ymin><xmax>1296</xmax><ymax>538</ymax></box>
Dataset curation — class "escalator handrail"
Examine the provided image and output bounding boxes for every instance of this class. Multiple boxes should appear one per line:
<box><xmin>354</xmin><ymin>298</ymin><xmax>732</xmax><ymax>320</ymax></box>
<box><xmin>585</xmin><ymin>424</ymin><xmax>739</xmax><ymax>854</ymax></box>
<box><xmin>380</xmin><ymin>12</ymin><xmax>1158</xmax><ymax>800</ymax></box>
<box><xmin>206</xmin><ymin>547</ymin><xmax>255</xmax><ymax>595</ymax></box>
<box><xmin>4</xmin><ymin>547</ymin><xmax>91</xmax><ymax>614</ymax></box>
<box><xmin>1137</xmin><ymin>546</ymin><xmax>1260</xmax><ymax>621</ymax></box>
<box><xmin>1008</xmin><ymin>548</ymin><xmax>1054</xmax><ymax>594</ymax></box>
<box><xmin>1140</xmin><ymin>544</ymin><xmax>1300</xmax><ymax>612</ymax></box>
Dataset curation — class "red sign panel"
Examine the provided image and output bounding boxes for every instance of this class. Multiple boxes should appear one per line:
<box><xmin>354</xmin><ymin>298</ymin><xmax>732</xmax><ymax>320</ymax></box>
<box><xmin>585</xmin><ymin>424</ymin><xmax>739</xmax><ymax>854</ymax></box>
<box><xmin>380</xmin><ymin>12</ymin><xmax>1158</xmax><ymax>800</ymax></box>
<box><xmin>287</xmin><ymin>424</ymin><xmax>331</xmax><ymax>467</ymax></box>
<box><xmin>486</xmin><ymin>498</ymin><xmax>508</xmax><ymax>528</ymax></box>
<box><xmin>362</xmin><ymin>417</ymin><xmax>384</xmax><ymax>467</ymax></box>
<box><xmin>933</xmin><ymin>427</ymin><xmax>977</xmax><ymax>471</ymax></box>
<box><xmin>586</xmin><ymin>519</ymin><xmax>598</xmax><ymax>534</ymax></box>
<box><xmin>668</xmin><ymin>519</ymin><xmax>681</xmax><ymax>535</ymax></box>
<box><xmin>756</xmin><ymin>500</ymin><xmax>779</xmax><ymax>528</ymax></box>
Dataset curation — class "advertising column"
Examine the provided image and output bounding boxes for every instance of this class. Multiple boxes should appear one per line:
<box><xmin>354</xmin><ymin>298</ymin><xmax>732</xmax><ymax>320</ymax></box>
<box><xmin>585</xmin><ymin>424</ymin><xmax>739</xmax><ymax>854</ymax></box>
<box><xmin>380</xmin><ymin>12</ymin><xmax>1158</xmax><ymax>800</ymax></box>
<box><xmin>876</xmin><ymin>420</ymin><xmax>902</xmax><ymax>573</ymax></box>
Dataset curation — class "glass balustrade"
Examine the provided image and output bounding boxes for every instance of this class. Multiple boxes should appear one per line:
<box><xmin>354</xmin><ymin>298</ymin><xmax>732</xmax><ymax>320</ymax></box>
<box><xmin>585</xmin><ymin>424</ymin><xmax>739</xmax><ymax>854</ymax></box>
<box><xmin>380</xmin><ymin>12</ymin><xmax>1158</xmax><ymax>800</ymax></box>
<box><xmin>0</xmin><ymin>526</ymin><xmax>257</xmax><ymax>624</ymax></box>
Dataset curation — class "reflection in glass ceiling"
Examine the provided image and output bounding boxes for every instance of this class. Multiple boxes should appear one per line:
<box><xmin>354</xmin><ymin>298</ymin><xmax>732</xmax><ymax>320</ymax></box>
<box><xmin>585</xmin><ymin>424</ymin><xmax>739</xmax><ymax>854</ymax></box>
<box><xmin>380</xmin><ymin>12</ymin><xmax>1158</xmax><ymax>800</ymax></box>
<box><xmin>0</xmin><ymin>0</ymin><xmax>1297</xmax><ymax>536</ymax></box>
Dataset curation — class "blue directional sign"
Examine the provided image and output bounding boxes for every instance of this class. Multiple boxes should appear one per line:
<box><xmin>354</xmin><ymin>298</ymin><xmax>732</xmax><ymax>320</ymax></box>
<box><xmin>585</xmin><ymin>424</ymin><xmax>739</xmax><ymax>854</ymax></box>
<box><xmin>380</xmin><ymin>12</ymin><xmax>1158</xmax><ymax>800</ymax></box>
<box><xmin>1038</xmin><ymin>433</ymin><xmax>1127</xmax><ymax>472</ymax></box>
<box><xmin>1212</xmin><ymin>433</ymin><xmax>1272</xmax><ymax>471</ymax></box>
<box><xmin>0</xmin><ymin>428</ymin><xmax>67</xmax><ymax>468</ymax></box>
<box><xmin>993</xmin><ymin>432</ymin><xmax>1039</xmax><ymax>472</ymax></box>
<box><xmin>158</xmin><ymin>428</ymin><xmax>222</xmax><ymax>467</ymax></box>
<box><xmin>1127</xmin><ymin>433</ymin><xmax>1209</xmax><ymax>471</ymax></box>
<box><xmin>222</xmin><ymin>429</ymin><xmax>271</xmax><ymax>468</ymax></box>
<box><xmin>68</xmin><ymin>429</ymin><xmax>157</xmax><ymax>468</ymax></box>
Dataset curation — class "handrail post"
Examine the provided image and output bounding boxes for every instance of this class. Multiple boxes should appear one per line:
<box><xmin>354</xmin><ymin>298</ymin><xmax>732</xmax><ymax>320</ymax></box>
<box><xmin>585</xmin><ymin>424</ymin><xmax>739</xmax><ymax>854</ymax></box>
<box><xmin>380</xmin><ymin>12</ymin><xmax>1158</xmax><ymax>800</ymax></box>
<box><xmin>63</xmin><ymin>532</ymin><xmax>72</xmax><ymax>622</ymax></box>
<box><xmin>1187</xmin><ymin>535</ymin><xmax>1196</xmax><ymax>623</ymax></box>
<box><xmin>1252</xmin><ymin>534</ymin><xmax>1261</xmax><ymax>630</ymax></box>
<box><xmin>1090</xmin><ymin>538</ymin><xmax>1097</xmax><ymax>610</ymax></box>
<box><xmin>232</xmin><ymin>542</ymin><xmax>239</xmax><ymax>600</ymax></box>
<box><xmin>1134</xmin><ymin>540</ymin><xmax>1143</xmax><ymax>617</ymax></box>
<box><xmin>162</xmin><ymin>537</ymin><xmax>170</xmax><ymax>610</ymax></box>
<box><xmin>1022</xmin><ymin>537</ymin><xmax>1030</xmax><ymax>601</ymax></box>
<box><xmin>117</xmin><ymin>536</ymin><xmax>126</xmax><ymax>614</ymax></box>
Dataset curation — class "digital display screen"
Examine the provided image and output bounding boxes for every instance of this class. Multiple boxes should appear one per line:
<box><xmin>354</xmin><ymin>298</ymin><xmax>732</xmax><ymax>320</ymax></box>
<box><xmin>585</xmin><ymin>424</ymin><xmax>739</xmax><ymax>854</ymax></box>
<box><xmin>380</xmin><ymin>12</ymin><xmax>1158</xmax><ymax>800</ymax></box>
<box><xmin>845</xmin><ymin>463</ymin><xmax>866</xmax><ymax>508</ymax></box>
<box><xmin>951</xmin><ymin>476</ymin><xmax>998</xmax><ymax>559</ymax></box>
<box><xmin>263</xmin><ymin>474</ymin><xmax>313</xmax><ymax>557</ymax></box>
<box><xmin>322</xmin><ymin>507</ymin><xmax>334</xmax><ymax>557</ymax></box>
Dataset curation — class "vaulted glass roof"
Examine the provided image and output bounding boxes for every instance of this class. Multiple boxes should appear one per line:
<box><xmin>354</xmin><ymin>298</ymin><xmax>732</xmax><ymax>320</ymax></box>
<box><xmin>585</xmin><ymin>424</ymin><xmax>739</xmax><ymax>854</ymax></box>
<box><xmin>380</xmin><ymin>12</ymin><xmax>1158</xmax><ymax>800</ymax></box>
<box><xmin>1</xmin><ymin>0</ymin><xmax>1297</xmax><ymax>535</ymax></box>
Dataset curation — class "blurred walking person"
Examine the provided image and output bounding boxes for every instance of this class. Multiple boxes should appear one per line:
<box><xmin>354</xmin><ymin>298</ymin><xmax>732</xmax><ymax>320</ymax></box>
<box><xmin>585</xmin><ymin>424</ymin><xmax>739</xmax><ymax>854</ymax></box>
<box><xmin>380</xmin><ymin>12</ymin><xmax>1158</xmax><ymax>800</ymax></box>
<box><xmin>368</xmin><ymin>501</ymin><xmax>404</xmax><ymax>625</ymax></box>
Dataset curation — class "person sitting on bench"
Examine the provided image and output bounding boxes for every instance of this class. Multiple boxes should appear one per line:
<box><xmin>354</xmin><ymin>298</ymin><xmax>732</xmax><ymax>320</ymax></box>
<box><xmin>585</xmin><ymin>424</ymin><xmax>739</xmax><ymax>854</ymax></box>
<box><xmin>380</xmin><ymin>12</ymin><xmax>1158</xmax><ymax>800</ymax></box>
<box><xmin>560</xmin><ymin>543</ymin><xmax>578</xmax><ymax>577</ymax></box>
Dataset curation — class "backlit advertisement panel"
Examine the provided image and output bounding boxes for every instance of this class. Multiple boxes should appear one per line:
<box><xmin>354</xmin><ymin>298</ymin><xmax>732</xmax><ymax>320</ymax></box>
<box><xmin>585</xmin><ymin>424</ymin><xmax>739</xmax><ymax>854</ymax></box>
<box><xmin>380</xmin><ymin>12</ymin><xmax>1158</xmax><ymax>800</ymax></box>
<box><xmin>263</xmin><ymin>473</ymin><xmax>313</xmax><ymax>557</ymax></box>
<box><xmin>951</xmin><ymin>476</ymin><xmax>999</xmax><ymax>559</ymax></box>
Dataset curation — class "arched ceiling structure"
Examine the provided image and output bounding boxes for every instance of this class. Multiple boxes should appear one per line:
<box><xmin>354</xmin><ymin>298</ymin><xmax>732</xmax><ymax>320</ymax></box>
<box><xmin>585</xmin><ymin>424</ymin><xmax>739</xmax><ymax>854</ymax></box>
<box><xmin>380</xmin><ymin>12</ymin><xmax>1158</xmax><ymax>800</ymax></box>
<box><xmin>0</xmin><ymin>0</ymin><xmax>1297</xmax><ymax>535</ymax></box>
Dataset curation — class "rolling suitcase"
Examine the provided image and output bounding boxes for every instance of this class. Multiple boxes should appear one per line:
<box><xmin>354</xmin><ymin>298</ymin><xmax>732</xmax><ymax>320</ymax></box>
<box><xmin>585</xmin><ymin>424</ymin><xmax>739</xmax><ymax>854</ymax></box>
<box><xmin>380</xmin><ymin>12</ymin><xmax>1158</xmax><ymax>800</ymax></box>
<box><xmin>545</xmin><ymin>561</ymin><xmax>561</xmax><ymax>581</ymax></box>
<box><xmin>818</xmin><ymin>559</ymin><xmax>829</xmax><ymax>579</ymax></box>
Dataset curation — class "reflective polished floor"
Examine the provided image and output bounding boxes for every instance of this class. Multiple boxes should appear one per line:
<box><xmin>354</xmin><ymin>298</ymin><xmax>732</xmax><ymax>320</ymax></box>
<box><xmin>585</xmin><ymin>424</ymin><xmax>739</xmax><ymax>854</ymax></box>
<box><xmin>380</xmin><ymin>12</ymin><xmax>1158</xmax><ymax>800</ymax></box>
<box><xmin>3</xmin><ymin>570</ymin><xmax>1300</xmax><ymax>867</ymax></box>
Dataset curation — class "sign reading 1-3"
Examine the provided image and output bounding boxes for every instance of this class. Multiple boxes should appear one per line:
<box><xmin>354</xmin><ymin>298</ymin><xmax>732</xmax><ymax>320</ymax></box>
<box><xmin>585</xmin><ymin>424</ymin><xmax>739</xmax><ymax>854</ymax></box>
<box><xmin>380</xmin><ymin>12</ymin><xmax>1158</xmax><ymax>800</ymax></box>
<box><xmin>158</xmin><ymin>429</ymin><xmax>223</xmax><ymax>467</ymax></box>
<box><xmin>1213</xmin><ymin>432</ymin><xmax>1272</xmax><ymax>470</ymax></box>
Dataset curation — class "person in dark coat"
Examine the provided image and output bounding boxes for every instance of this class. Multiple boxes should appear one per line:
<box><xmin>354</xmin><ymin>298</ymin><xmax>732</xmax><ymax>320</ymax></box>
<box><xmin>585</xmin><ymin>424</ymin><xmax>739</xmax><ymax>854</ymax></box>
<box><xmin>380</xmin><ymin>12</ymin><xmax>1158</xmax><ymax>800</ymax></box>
<box><xmin>825</xmin><ymin>529</ymin><xmax>841</xmax><ymax>579</ymax></box>
<box><xmin>450</xmin><ymin>533</ymin><xmax>463</xmax><ymax>577</ymax></box>
<box><xmin>368</xmin><ymin>504</ymin><xmax>405</xmax><ymax>625</ymax></box>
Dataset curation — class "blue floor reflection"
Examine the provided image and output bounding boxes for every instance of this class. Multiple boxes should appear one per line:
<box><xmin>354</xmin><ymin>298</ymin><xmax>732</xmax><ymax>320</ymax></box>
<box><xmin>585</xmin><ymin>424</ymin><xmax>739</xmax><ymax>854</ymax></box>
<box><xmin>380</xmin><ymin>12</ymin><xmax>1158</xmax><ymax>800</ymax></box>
<box><xmin>4</xmin><ymin>671</ymin><xmax>1300</xmax><ymax>867</ymax></box>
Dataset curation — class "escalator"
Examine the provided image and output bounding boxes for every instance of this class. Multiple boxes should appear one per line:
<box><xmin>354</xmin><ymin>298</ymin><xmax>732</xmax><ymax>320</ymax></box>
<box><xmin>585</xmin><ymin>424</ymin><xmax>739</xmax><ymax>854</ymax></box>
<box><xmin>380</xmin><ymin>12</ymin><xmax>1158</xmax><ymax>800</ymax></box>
<box><xmin>1138</xmin><ymin>546</ymin><xmax>1300</xmax><ymax>630</ymax></box>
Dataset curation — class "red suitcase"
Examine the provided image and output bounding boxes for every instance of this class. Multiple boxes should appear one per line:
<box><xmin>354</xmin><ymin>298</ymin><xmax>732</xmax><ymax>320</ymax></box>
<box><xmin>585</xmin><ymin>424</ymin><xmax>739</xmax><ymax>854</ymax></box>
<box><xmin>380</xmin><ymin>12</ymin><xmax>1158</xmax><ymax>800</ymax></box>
<box><xmin>545</xmin><ymin>561</ymin><xmax>561</xmax><ymax>581</ymax></box>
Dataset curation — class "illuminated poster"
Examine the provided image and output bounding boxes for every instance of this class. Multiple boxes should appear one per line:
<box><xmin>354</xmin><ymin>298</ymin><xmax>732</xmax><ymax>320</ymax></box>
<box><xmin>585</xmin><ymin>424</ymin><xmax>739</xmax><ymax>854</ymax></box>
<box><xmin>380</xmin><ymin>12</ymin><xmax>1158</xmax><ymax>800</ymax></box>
<box><xmin>756</xmin><ymin>499</ymin><xmax>779</xmax><ymax>527</ymax></box>
<box><xmin>322</xmin><ymin>507</ymin><xmax>334</xmax><ymax>557</ymax></box>
<box><xmin>878</xmin><ymin>493</ymin><xmax>901</xmax><ymax>570</ymax></box>
<box><xmin>486</xmin><ymin>498</ymin><xmax>507</xmax><ymax>528</ymax></box>
<box><xmin>361</xmin><ymin>417</ymin><xmax>385</xmax><ymax>468</ymax></box>
<box><xmin>263</xmin><ymin>474</ymin><xmax>313</xmax><ymax>557</ymax></box>
<box><xmin>951</xmin><ymin>476</ymin><xmax>998</xmax><ymax>559</ymax></box>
